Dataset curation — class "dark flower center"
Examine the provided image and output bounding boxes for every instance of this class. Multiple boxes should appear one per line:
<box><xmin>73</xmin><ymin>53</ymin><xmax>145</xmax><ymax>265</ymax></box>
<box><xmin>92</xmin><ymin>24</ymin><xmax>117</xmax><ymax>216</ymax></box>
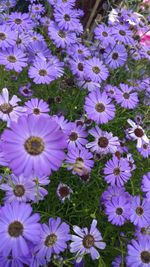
<box><xmin>33</xmin><ymin>108</ymin><xmax>40</xmax><ymax>115</ymax></box>
<box><xmin>141</xmin><ymin>227</ymin><xmax>147</xmax><ymax>234</ymax></box>
<box><xmin>76</xmin><ymin>157</ymin><xmax>84</xmax><ymax>163</ymax></box>
<box><xmin>78</xmin><ymin>49</ymin><xmax>83</xmax><ymax>54</ymax></box>
<box><xmin>58</xmin><ymin>30</ymin><xmax>66</xmax><ymax>38</ymax></box>
<box><xmin>23</xmin><ymin>88</ymin><xmax>30</xmax><ymax>94</ymax></box>
<box><xmin>112</xmin><ymin>52</ymin><xmax>119</xmax><ymax>60</ymax></box>
<box><xmin>13</xmin><ymin>185</ymin><xmax>25</xmax><ymax>197</ymax></box>
<box><xmin>45</xmin><ymin>234</ymin><xmax>57</xmax><ymax>247</ymax></box>
<box><xmin>98</xmin><ymin>137</ymin><xmax>109</xmax><ymax>148</ymax></box>
<box><xmin>147</xmin><ymin>51</ymin><xmax>150</xmax><ymax>56</ymax></box>
<box><xmin>0</xmin><ymin>103</ymin><xmax>13</xmax><ymax>114</ymax></box>
<box><xmin>83</xmin><ymin>234</ymin><xmax>94</xmax><ymax>248</ymax></box>
<box><xmin>78</xmin><ymin>63</ymin><xmax>84</xmax><ymax>71</ymax></box>
<box><xmin>24</xmin><ymin>136</ymin><xmax>45</xmax><ymax>155</ymax></box>
<box><xmin>92</xmin><ymin>66</ymin><xmax>100</xmax><ymax>74</ymax></box>
<box><xmin>64</xmin><ymin>14</ymin><xmax>70</xmax><ymax>21</ymax></box>
<box><xmin>136</xmin><ymin>206</ymin><xmax>144</xmax><ymax>215</ymax></box>
<box><xmin>102</xmin><ymin>31</ymin><xmax>108</xmax><ymax>37</ymax></box>
<box><xmin>7</xmin><ymin>55</ymin><xmax>17</xmax><ymax>63</ymax></box>
<box><xmin>59</xmin><ymin>186</ymin><xmax>70</xmax><ymax>198</ymax></box>
<box><xmin>123</xmin><ymin>93</ymin><xmax>130</xmax><ymax>99</ymax></box>
<box><xmin>95</xmin><ymin>103</ymin><xmax>105</xmax><ymax>113</ymax></box>
<box><xmin>113</xmin><ymin>167</ymin><xmax>120</xmax><ymax>175</ymax></box>
<box><xmin>134</xmin><ymin>128</ymin><xmax>144</xmax><ymax>137</ymax></box>
<box><xmin>76</xmin><ymin>120</ymin><xmax>84</xmax><ymax>127</ymax></box>
<box><xmin>14</xmin><ymin>18</ymin><xmax>22</xmax><ymax>25</ymax></box>
<box><xmin>116</xmin><ymin>207</ymin><xmax>123</xmax><ymax>215</ymax></box>
<box><xmin>141</xmin><ymin>251</ymin><xmax>150</xmax><ymax>263</ymax></box>
<box><xmin>6</xmin><ymin>1</ymin><xmax>11</xmax><ymax>6</ymax></box>
<box><xmin>143</xmin><ymin>144</ymin><xmax>148</xmax><ymax>149</ymax></box>
<box><xmin>69</xmin><ymin>132</ymin><xmax>78</xmax><ymax>141</ymax></box>
<box><xmin>8</xmin><ymin>221</ymin><xmax>23</xmax><ymax>237</ymax></box>
<box><xmin>119</xmin><ymin>30</ymin><xmax>126</xmax><ymax>36</ymax></box>
<box><xmin>0</xmin><ymin>32</ymin><xmax>6</xmax><ymax>40</ymax></box>
<box><xmin>39</xmin><ymin>69</ymin><xmax>47</xmax><ymax>76</ymax></box>
<box><xmin>16</xmin><ymin>38</ymin><xmax>22</xmax><ymax>44</ymax></box>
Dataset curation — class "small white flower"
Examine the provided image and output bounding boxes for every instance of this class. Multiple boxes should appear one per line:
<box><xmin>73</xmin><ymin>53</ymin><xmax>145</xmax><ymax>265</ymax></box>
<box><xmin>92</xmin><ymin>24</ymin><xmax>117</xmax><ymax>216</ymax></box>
<box><xmin>127</xmin><ymin>119</ymin><xmax>149</xmax><ymax>148</ymax></box>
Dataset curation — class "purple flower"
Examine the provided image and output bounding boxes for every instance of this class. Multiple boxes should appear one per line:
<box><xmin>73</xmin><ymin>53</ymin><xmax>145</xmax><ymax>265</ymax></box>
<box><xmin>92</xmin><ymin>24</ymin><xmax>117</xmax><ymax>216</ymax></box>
<box><xmin>104</xmin><ymin>44</ymin><xmax>127</xmax><ymax>69</ymax></box>
<box><xmin>115</xmin><ymin>83</ymin><xmax>139</xmax><ymax>109</ymax></box>
<box><xmin>27</xmin><ymin>40</ymin><xmax>51</xmax><ymax>63</ymax></box>
<box><xmin>7</xmin><ymin>12</ymin><xmax>34</xmax><ymax>33</ymax></box>
<box><xmin>0</xmin><ymin>47</ymin><xmax>27</xmax><ymax>72</ymax></box>
<box><xmin>2</xmin><ymin>115</ymin><xmax>66</xmax><ymax>177</ymax></box>
<box><xmin>35</xmin><ymin>217</ymin><xmax>70</xmax><ymax>261</ymax></box>
<box><xmin>25</xmin><ymin>98</ymin><xmax>50</xmax><ymax>117</ymax></box>
<box><xmin>65</xmin><ymin>146</ymin><xmax>94</xmax><ymax>176</ymax></box>
<box><xmin>0</xmin><ymin>253</ymin><xmax>30</xmax><ymax>267</ymax></box>
<box><xmin>105</xmin><ymin>196</ymin><xmax>131</xmax><ymax>226</ymax></box>
<box><xmin>84</xmin><ymin>89</ymin><xmax>116</xmax><ymax>124</ymax></box>
<box><xmin>103</xmin><ymin>156</ymin><xmax>132</xmax><ymax>186</ymax></box>
<box><xmin>18</xmin><ymin>83</ymin><xmax>33</xmax><ymax>97</ymax></box>
<box><xmin>0</xmin><ymin>88</ymin><xmax>26</xmax><ymax>126</ymax></box>
<box><xmin>84</xmin><ymin>57</ymin><xmax>109</xmax><ymax>83</ymax></box>
<box><xmin>138</xmin><ymin>140</ymin><xmax>150</xmax><ymax>158</ymax></box>
<box><xmin>126</xmin><ymin>237</ymin><xmax>150</xmax><ymax>266</ymax></box>
<box><xmin>69</xmin><ymin>56</ymin><xmax>86</xmax><ymax>79</ymax></box>
<box><xmin>29</xmin><ymin>3</ymin><xmax>45</xmax><ymax>15</ymax></box>
<box><xmin>112</xmin><ymin>255</ymin><xmax>123</xmax><ymax>267</ymax></box>
<box><xmin>130</xmin><ymin>196</ymin><xmax>150</xmax><ymax>227</ymax></box>
<box><xmin>0</xmin><ymin>24</ymin><xmax>17</xmax><ymax>49</ymax></box>
<box><xmin>86</xmin><ymin>126</ymin><xmax>119</xmax><ymax>155</ymax></box>
<box><xmin>141</xmin><ymin>172</ymin><xmax>150</xmax><ymax>200</ymax></box>
<box><xmin>56</xmin><ymin>183</ymin><xmax>73</xmax><ymax>202</ymax></box>
<box><xmin>0</xmin><ymin>173</ymin><xmax>36</xmax><ymax>203</ymax></box>
<box><xmin>101</xmin><ymin>185</ymin><xmax>131</xmax><ymax>205</ymax></box>
<box><xmin>0</xmin><ymin>201</ymin><xmax>40</xmax><ymax>257</ymax></box>
<box><xmin>70</xmin><ymin>219</ymin><xmax>106</xmax><ymax>262</ymax></box>
<box><xmin>112</xmin><ymin>24</ymin><xmax>135</xmax><ymax>45</ymax></box>
<box><xmin>67</xmin><ymin>124</ymin><xmax>88</xmax><ymax>149</ymax></box>
<box><xmin>94</xmin><ymin>24</ymin><xmax>115</xmax><ymax>47</ymax></box>
<box><xmin>104</xmin><ymin>84</ymin><xmax>118</xmax><ymax>98</ymax></box>
<box><xmin>127</xmin><ymin>119</ymin><xmax>149</xmax><ymax>148</ymax></box>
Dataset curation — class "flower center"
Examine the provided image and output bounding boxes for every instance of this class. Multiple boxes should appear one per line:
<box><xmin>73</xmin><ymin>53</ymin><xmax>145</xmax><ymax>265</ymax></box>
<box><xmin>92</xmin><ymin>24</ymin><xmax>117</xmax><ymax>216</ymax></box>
<box><xmin>112</xmin><ymin>52</ymin><xmax>119</xmax><ymax>60</ymax></box>
<box><xmin>147</xmin><ymin>51</ymin><xmax>150</xmax><ymax>56</ymax></box>
<box><xmin>0</xmin><ymin>103</ymin><xmax>13</xmax><ymax>114</ymax></box>
<box><xmin>102</xmin><ymin>31</ymin><xmax>108</xmax><ymax>37</ymax></box>
<box><xmin>64</xmin><ymin>14</ymin><xmax>70</xmax><ymax>21</ymax></box>
<box><xmin>45</xmin><ymin>234</ymin><xmax>57</xmax><ymax>247</ymax></box>
<box><xmin>39</xmin><ymin>69</ymin><xmax>47</xmax><ymax>76</ymax></box>
<box><xmin>113</xmin><ymin>167</ymin><xmax>120</xmax><ymax>175</ymax></box>
<box><xmin>69</xmin><ymin>132</ymin><xmax>78</xmax><ymax>141</ymax></box>
<box><xmin>143</xmin><ymin>144</ymin><xmax>148</xmax><ymax>149</ymax></box>
<box><xmin>116</xmin><ymin>207</ymin><xmax>123</xmax><ymax>215</ymax></box>
<box><xmin>0</xmin><ymin>32</ymin><xmax>6</xmax><ymax>40</ymax></box>
<box><xmin>7</xmin><ymin>55</ymin><xmax>17</xmax><ymax>63</ymax></box>
<box><xmin>95</xmin><ymin>103</ymin><xmax>105</xmax><ymax>113</ymax></box>
<box><xmin>141</xmin><ymin>251</ymin><xmax>150</xmax><ymax>263</ymax></box>
<box><xmin>119</xmin><ymin>30</ymin><xmax>126</xmax><ymax>36</ymax></box>
<box><xmin>13</xmin><ymin>185</ymin><xmax>25</xmax><ymax>197</ymax></box>
<box><xmin>123</xmin><ymin>93</ymin><xmax>130</xmax><ymax>99</ymax></box>
<box><xmin>134</xmin><ymin>128</ymin><xmax>144</xmax><ymax>137</ymax></box>
<box><xmin>8</xmin><ymin>221</ymin><xmax>23</xmax><ymax>237</ymax></box>
<box><xmin>83</xmin><ymin>234</ymin><xmax>94</xmax><ymax>248</ymax></box>
<box><xmin>33</xmin><ymin>108</ymin><xmax>40</xmax><ymax>115</ymax></box>
<box><xmin>59</xmin><ymin>186</ymin><xmax>70</xmax><ymax>197</ymax></box>
<box><xmin>136</xmin><ymin>206</ymin><xmax>144</xmax><ymax>215</ymax></box>
<box><xmin>98</xmin><ymin>137</ymin><xmax>109</xmax><ymax>148</ymax></box>
<box><xmin>14</xmin><ymin>18</ymin><xmax>22</xmax><ymax>25</ymax></box>
<box><xmin>58</xmin><ymin>30</ymin><xmax>66</xmax><ymax>38</ymax></box>
<box><xmin>24</xmin><ymin>136</ymin><xmax>45</xmax><ymax>155</ymax></box>
<box><xmin>78</xmin><ymin>63</ymin><xmax>84</xmax><ymax>71</ymax></box>
<box><xmin>23</xmin><ymin>88</ymin><xmax>30</xmax><ymax>94</ymax></box>
<box><xmin>92</xmin><ymin>66</ymin><xmax>100</xmax><ymax>74</ymax></box>
<box><xmin>78</xmin><ymin>49</ymin><xmax>83</xmax><ymax>54</ymax></box>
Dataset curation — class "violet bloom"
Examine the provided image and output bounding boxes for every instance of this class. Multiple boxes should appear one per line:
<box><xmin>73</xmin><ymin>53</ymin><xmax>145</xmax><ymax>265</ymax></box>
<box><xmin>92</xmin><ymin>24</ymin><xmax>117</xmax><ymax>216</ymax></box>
<box><xmin>94</xmin><ymin>24</ymin><xmax>115</xmax><ymax>47</ymax></box>
<box><xmin>126</xmin><ymin>237</ymin><xmax>150</xmax><ymax>266</ymax></box>
<box><xmin>84</xmin><ymin>89</ymin><xmax>115</xmax><ymax>124</ymax></box>
<box><xmin>141</xmin><ymin>172</ymin><xmax>150</xmax><ymax>200</ymax></box>
<box><xmin>67</xmin><ymin>124</ymin><xmax>88</xmax><ymax>149</ymax></box>
<box><xmin>67</xmin><ymin>43</ymin><xmax>91</xmax><ymax>59</ymax></box>
<box><xmin>104</xmin><ymin>84</ymin><xmax>118</xmax><ymax>98</ymax></box>
<box><xmin>31</xmin><ymin>175</ymin><xmax>50</xmax><ymax>202</ymax></box>
<box><xmin>69</xmin><ymin>56</ymin><xmax>86</xmax><ymax>79</ymax></box>
<box><xmin>115</xmin><ymin>83</ymin><xmax>139</xmax><ymax>109</ymax></box>
<box><xmin>54</xmin><ymin>6</ymin><xmax>80</xmax><ymax>31</ymax></box>
<box><xmin>2</xmin><ymin>115</ymin><xmax>66</xmax><ymax>177</ymax></box>
<box><xmin>130</xmin><ymin>196</ymin><xmax>150</xmax><ymax>227</ymax></box>
<box><xmin>101</xmin><ymin>185</ymin><xmax>131</xmax><ymax>205</ymax></box>
<box><xmin>84</xmin><ymin>57</ymin><xmax>109</xmax><ymax>83</ymax></box>
<box><xmin>138</xmin><ymin>140</ymin><xmax>150</xmax><ymax>158</ymax></box>
<box><xmin>105</xmin><ymin>196</ymin><xmax>131</xmax><ymax>226</ymax></box>
<box><xmin>27</xmin><ymin>40</ymin><xmax>51</xmax><ymax>63</ymax></box>
<box><xmin>65</xmin><ymin>146</ymin><xmax>94</xmax><ymax>176</ymax></box>
<box><xmin>104</xmin><ymin>44</ymin><xmax>127</xmax><ymax>69</ymax></box>
<box><xmin>0</xmin><ymin>24</ymin><xmax>17</xmax><ymax>49</ymax></box>
<box><xmin>127</xmin><ymin>119</ymin><xmax>149</xmax><ymax>148</ymax></box>
<box><xmin>7</xmin><ymin>12</ymin><xmax>34</xmax><ymax>33</ymax></box>
<box><xmin>112</xmin><ymin>255</ymin><xmax>123</xmax><ymax>267</ymax></box>
<box><xmin>112</xmin><ymin>24</ymin><xmax>135</xmax><ymax>45</ymax></box>
<box><xmin>86</xmin><ymin>126</ymin><xmax>119</xmax><ymax>155</ymax></box>
<box><xmin>0</xmin><ymin>253</ymin><xmax>30</xmax><ymax>267</ymax></box>
<box><xmin>103</xmin><ymin>156</ymin><xmax>132</xmax><ymax>186</ymax></box>
<box><xmin>0</xmin><ymin>173</ymin><xmax>36</xmax><ymax>203</ymax></box>
<box><xmin>56</xmin><ymin>183</ymin><xmax>73</xmax><ymax>202</ymax></box>
<box><xmin>0</xmin><ymin>47</ymin><xmax>27</xmax><ymax>72</ymax></box>
<box><xmin>35</xmin><ymin>217</ymin><xmax>70</xmax><ymax>261</ymax></box>
<box><xmin>51</xmin><ymin>115</ymin><xmax>70</xmax><ymax>135</ymax></box>
<box><xmin>70</xmin><ymin>219</ymin><xmax>106</xmax><ymax>262</ymax></box>
<box><xmin>0</xmin><ymin>87</ymin><xmax>26</xmax><ymax>126</ymax></box>
<box><xmin>135</xmin><ymin>225</ymin><xmax>150</xmax><ymax>239</ymax></box>
<box><xmin>25</xmin><ymin>98</ymin><xmax>50</xmax><ymax>117</ymax></box>
<box><xmin>0</xmin><ymin>201</ymin><xmax>40</xmax><ymax>257</ymax></box>
<box><xmin>18</xmin><ymin>83</ymin><xmax>33</xmax><ymax>97</ymax></box>
<box><xmin>48</xmin><ymin>22</ymin><xmax>77</xmax><ymax>49</ymax></box>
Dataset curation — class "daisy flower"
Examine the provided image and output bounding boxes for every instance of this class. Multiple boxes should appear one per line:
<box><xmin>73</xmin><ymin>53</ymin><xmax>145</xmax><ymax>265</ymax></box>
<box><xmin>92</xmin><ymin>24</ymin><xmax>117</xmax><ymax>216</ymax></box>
<box><xmin>115</xmin><ymin>83</ymin><xmax>139</xmax><ymax>109</ymax></box>
<box><xmin>0</xmin><ymin>24</ymin><xmax>17</xmax><ymax>49</ymax></box>
<box><xmin>104</xmin><ymin>44</ymin><xmax>127</xmax><ymax>69</ymax></box>
<box><xmin>25</xmin><ymin>98</ymin><xmax>50</xmax><ymax>117</ymax></box>
<box><xmin>130</xmin><ymin>196</ymin><xmax>150</xmax><ymax>227</ymax></box>
<box><xmin>127</xmin><ymin>119</ymin><xmax>149</xmax><ymax>148</ymax></box>
<box><xmin>84</xmin><ymin>57</ymin><xmax>109</xmax><ymax>83</ymax></box>
<box><xmin>56</xmin><ymin>183</ymin><xmax>73</xmax><ymax>203</ymax></box>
